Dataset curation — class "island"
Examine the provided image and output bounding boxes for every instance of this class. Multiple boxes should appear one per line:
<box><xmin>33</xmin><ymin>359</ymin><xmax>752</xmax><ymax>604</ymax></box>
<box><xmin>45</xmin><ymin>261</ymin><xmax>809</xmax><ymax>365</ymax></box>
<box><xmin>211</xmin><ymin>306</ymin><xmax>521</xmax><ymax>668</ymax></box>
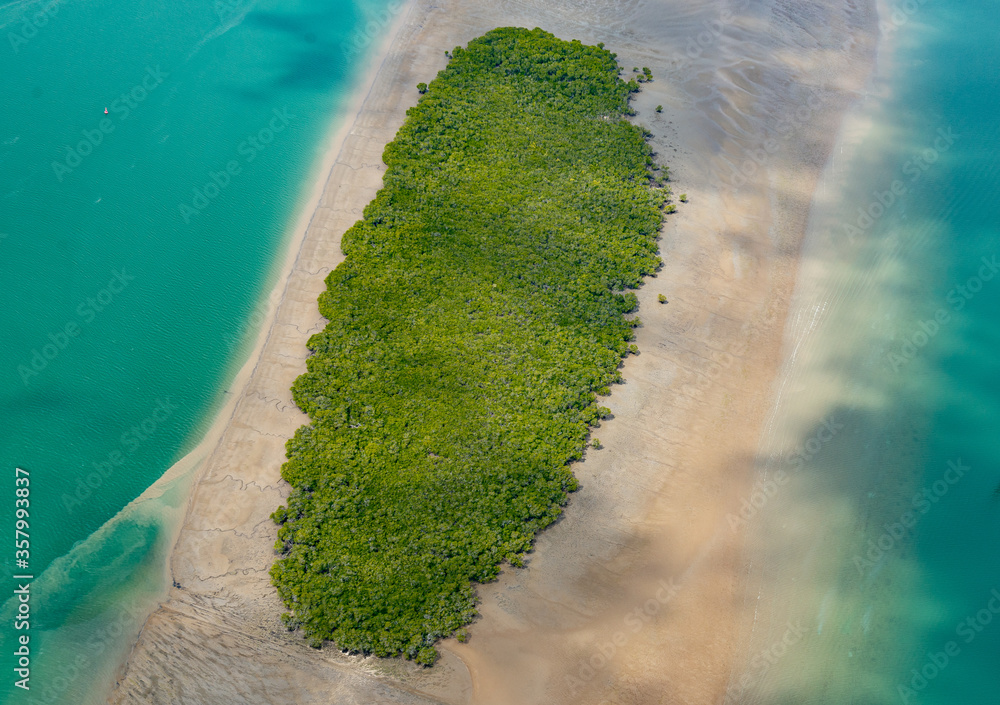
<box><xmin>270</xmin><ymin>27</ymin><xmax>670</xmax><ymax>665</ymax></box>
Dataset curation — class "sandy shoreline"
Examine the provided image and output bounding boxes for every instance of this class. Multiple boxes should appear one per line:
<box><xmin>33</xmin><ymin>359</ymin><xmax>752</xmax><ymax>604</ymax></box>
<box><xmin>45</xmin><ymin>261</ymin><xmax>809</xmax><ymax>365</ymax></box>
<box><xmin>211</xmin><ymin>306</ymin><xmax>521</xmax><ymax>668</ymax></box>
<box><xmin>108</xmin><ymin>1</ymin><xmax>879</xmax><ymax>703</ymax></box>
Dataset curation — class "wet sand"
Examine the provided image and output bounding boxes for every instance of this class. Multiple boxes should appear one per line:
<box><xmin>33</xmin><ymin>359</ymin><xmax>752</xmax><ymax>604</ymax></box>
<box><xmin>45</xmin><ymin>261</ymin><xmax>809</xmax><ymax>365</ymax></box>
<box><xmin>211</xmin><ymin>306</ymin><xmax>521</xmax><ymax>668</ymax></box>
<box><xmin>108</xmin><ymin>0</ymin><xmax>878</xmax><ymax>703</ymax></box>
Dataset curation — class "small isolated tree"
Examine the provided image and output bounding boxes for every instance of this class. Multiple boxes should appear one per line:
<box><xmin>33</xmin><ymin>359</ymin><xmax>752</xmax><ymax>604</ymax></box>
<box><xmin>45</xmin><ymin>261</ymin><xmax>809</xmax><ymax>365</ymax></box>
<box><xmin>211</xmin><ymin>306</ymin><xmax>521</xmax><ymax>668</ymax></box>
<box><xmin>679</xmin><ymin>193</ymin><xmax>688</xmax><ymax>202</ymax></box>
<box><xmin>591</xmin><ymin>438</ymin><xmax>603</xmax><ymax>450</ymax></box>
<box><xmin>665</xmin><ymin>204</ymin><xmax>677</xmax><ymax>213</ymax></box>
<box><xmin>658</xmin><ymin>294</ymin><xmax>668</xmax><ymax>304</ymax></box>
<box><xmin>417</xmin><ymin>82</ymin><xmax>428</xmax><ymax>94</ymax></box>
<box><xmin>643</xmin><ymin>67</ymin><xmax>652</xmax><ymax>80</ymax></box>
<box><xmin>655</xmin><ymin>104</ymin><xmax>663</xmax><ymax>113</ymax></box>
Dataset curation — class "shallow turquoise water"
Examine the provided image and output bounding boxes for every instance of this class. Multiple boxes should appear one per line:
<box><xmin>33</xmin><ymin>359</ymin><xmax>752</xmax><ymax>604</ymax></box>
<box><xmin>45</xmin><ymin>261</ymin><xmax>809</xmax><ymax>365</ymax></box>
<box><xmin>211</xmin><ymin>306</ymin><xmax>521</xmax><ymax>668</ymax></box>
<box><xmin>897</xmin><ymin>0</ymin><xmax>1000</xmax><ymax>698</ymax></box>
<box><xmin>731</xmin><ymin>1</ymin><xmax>1000</xmax><ymax>703</ymax></box>
<box><xmin>0</xmin><ymin>0</ymin><xmax>400</xmax><ymax>701</ymax></box>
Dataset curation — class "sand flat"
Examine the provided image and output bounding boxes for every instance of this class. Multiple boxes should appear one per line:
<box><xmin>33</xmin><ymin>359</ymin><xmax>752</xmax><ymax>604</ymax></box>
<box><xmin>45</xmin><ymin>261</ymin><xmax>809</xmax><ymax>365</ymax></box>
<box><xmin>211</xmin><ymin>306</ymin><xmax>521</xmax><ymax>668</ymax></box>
<box><xmin>109</xmin><ymin>1</ymin><xmax>878</xmax><ymax>703</ymax></box>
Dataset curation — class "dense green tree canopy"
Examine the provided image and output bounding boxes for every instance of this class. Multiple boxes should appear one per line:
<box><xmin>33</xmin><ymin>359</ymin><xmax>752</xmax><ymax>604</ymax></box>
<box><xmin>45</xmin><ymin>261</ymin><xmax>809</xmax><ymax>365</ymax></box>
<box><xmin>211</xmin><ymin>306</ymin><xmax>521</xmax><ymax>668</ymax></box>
<box><xmin>270</xmin><ymin>26</ymin><xmax>667</xmax><ymax>665</ymax></box>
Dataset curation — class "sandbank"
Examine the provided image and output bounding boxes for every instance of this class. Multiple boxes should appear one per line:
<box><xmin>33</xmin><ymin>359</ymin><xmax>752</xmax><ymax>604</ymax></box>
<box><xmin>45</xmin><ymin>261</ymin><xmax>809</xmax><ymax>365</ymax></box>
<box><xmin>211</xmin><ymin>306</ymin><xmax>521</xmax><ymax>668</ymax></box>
<box><xmin>108</xmin><ymin>1</ymin><xmax>879</xmax><ymax>703</ymax></box>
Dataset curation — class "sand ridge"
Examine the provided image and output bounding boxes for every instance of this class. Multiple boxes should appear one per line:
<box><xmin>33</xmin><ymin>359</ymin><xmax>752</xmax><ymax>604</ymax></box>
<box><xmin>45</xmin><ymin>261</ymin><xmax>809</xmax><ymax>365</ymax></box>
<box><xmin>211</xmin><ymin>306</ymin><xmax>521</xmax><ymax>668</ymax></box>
<box><xmin>108</xmin><ymin>1</ymin><xmax>878</xmax><ymax>703</ymax></box>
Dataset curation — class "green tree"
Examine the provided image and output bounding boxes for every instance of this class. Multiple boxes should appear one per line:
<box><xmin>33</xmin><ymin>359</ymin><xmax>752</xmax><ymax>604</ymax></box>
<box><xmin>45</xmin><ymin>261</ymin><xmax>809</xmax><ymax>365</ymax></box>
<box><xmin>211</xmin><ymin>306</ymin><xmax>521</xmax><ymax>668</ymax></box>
<box><xmin>270</xmin><ymin>26</ymin><xmax>666</xmax><ymax>667</ymax></box>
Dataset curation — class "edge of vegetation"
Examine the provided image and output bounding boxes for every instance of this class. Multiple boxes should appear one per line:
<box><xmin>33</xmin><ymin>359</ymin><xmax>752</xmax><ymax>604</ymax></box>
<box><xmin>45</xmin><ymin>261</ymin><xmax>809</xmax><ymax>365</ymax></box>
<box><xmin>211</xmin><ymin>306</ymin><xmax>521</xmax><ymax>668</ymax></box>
<box><xmin>270</xmin><ymin>26</ymin><xmax>673</xmax><ymax>665</ymax></box>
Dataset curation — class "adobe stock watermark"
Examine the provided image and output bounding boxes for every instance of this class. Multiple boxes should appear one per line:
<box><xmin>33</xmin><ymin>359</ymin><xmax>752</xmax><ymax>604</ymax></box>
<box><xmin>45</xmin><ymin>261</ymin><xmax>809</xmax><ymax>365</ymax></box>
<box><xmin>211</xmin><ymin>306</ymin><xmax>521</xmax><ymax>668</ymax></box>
<box><xmin>853</xmin><ymin>458</ymin><xmax>969</xmax><ymax>575</ymax></box>
<box><xmin>16</xmin><ymin>269</ymin><xmax>135</xmax><ymax>385</ymax></box>
<box><xmin>667</xmin><ymin>8</ymin><xmax>734</xmax><ymax>73</ymax></box>
<box><xmin>61</xmin><ymin>397</ymin><xmax>179</xmax><ymax>512</ymax></box>
<box><xmin>25</xmin><ymin>597</ymin><xmax>150</xmax><ymax>705</ymax></box>
<box><xmin>728</xmin><ymin>86</ymin><xmax>828</xmax><ymax>188</ymax></box>
<box><xmin>731</xmin><ymin>66</ymin><xmax>955</xmax><ymax>193</ymax></box>
<box><xmin>52</xmin><ymin>66</ymin><xmax>169</xmax><ymax>182</ymax></box>
<box><xmin>897</xmin><ymin>587</ymin><xmax>1000</xmax><ymax>704</ymax></box>
<box><xmin>880</xmin><ymin>0</ymin><xmax>934</xmax><ymax>39</ymax></box>
<box><xmin>727</xmin><ymin>415</ymin><xmax>843</xmax><ymax>531</ymax></box>
<box><xmin>178</xmin><ymin>107</ymin><xmax>295</xmax><ymax>223</ymax></box>
<box><xmin>341</xmin><ymin>0</ymin><xmax>406</xmax><ymax>60</ymax></box>
<box><xmin>7</xmin><ymin>0</ymin><xmax>61</xmax><ymax>54</ymax></box>
<box><xmin>843</xmin><ymin>127</ymin><xmax>958</xmax><ymax>244</ymax></box>
<box><xmin>564</xmin><ymin>578</ymin><xmax>681</xmax><ymax>697</ymax></box>
<box><xmin>886</xmin><ymin>254</ymin><xmax>998</xmax><ymax>371</ymax></box>
<box><xmin>221</xmin><ymin>289</ymin><xmax>283</xmax><ymax>355</ymax></box>
<box><xmin>723</xmin><ymin>621</ymin><xmax>808</xmax><ymax>704</ymax></box>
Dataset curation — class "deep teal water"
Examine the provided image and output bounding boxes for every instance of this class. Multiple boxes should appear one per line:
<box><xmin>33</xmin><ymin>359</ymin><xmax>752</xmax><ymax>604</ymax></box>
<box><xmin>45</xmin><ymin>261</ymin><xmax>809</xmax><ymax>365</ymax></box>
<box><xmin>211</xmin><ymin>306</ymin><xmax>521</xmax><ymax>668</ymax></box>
<box><xmin>0</xmin><ymin>0</ymin><xmax>400</xmax><ymax>701</ymax></box>
<box><xmin>893</xmin><ymin>0</ymin><xmax>1000</xmax><ymax>700</ymax></box>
